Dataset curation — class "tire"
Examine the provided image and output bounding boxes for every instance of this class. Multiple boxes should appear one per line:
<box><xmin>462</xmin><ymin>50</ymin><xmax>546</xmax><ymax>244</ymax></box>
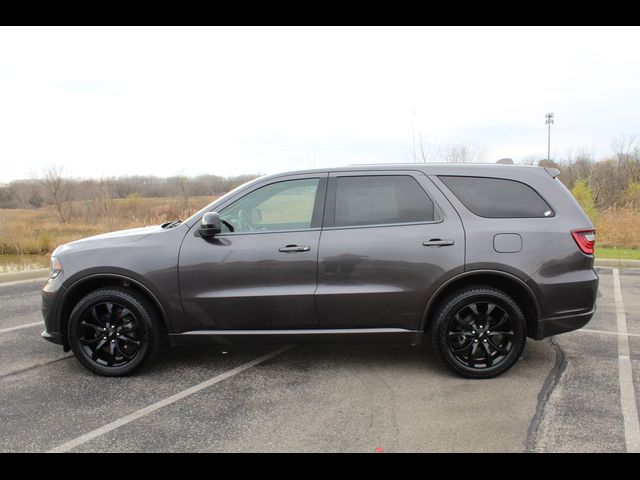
<box><xmin>67</xmin><ymin>287</ymin><xmax>163</xmax><ymax>376</ymax></box>
<box><xmin>431</xmin><ymin>287</ymin><xmax>527</xmax><ymax>379</ymax></box>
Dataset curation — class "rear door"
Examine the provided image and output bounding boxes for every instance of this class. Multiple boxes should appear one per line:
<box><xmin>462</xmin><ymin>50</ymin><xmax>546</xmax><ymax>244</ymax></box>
<box><xmin>315</xmin><ymin>170</ymin><xmax>465</xmax><ymax>330</ymax></box>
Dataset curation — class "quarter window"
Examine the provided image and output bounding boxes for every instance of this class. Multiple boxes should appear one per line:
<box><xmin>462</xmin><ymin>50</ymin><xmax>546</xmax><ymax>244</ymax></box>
<box><xmin>333</xmin><ymin>175</ymin><xmax>435</xmax><ymax>227</ymax></box>
<box><xmin>219</xmin><ymin>178</ymin><xmax>320</xmax><ymax>233</ymax></box>
<box><xmin>439</xmin><ymin>176</ymin><xmax>554</xmax><ymax>218</ymax></box>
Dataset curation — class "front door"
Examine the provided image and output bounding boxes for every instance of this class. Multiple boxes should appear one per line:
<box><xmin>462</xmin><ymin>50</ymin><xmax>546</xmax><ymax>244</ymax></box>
<box><xmin>179</xmin><ymin>174</ymin><xmax>327</xmax><ymax>330</ymax></box>
<box><xmin>316</xmin><ymin>171</ymin><xmax>465</xmax><ymax>330</ymax></box>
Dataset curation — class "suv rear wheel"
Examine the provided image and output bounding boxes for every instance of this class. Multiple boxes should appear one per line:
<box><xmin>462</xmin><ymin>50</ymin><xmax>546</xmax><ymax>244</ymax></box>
<box><xmin>431</xmin><ymin>287</ymin><xmax>527</xmax><ymax>379</ymax></box>
<box><xmin>67</xmin><ymin>287</ymin><xmax>162</xmax><ymax>376</ymax></box>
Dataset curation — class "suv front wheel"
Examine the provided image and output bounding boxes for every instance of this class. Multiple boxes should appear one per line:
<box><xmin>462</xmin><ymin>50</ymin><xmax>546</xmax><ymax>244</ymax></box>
<box><xmin>67</xmin><ymin>287</ymin><xmax>163</xmax><ymax>376</ymax></box>
<box><xmin>431</xmin><ymin>287</ymin><xmax>527</xmax><ymax>379</ymax></box>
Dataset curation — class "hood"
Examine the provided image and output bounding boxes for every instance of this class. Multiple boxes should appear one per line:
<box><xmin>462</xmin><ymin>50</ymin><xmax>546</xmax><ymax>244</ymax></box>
<box><xmin>53</xmin><ymin>225</ymin><xmax>164</xmax><ymax>256</ymax></box>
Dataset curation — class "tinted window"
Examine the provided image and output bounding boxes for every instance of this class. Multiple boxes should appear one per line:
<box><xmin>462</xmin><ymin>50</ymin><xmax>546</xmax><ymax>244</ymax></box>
<box><xmin>220</xmin><ymin>178</ymin><xmax>319</xmax><ymax>232</ymax></box>
<box><xmin>439</xmin><ymin>176</ymin><xmax>554</xmax><ymax>218</ymax></box>
<box><xmin>334</xmin><ymin>175</ymin><xmax>435</xmax><ymax>227</ymax></box>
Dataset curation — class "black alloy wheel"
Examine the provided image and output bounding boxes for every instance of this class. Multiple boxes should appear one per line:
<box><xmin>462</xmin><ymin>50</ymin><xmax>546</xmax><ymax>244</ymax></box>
<box><xmin>432</xmin><ymin>287</ymin><xmax>527</xmax><ymax>379</ymax></box>
<box><xmin>77</xmin><ymin>301</ymin><xmax>142</xmax><ymax>367</ymax></box>
<box><xmin>446</xmin><ymin>301</ymin><xmax>513</xmax><ymax>369</ymax></box>
<box><xmin>68</xmin><ymin>287</ymin><xmax>162</xmax><ymax>376</ymax></box>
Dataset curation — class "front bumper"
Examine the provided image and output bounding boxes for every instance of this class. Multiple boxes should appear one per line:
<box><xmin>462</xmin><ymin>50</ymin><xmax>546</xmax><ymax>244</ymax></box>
<box><xmin>41</xmin><ymin>276</ymin><xmax>66</xmax><ymax>346</ymax></box>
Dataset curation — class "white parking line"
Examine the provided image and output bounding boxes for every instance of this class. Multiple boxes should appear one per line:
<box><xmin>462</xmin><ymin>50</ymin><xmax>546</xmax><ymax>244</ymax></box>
<box><xmin>0</xmin><ymin>291</ymin><xmax>41</xmax><ymax>299</ymax></box>
<box><xmin>0</xmin><ymin>277</ymin><xmax>48</xmax><ymax>287</ymax></box>
<box><xmin>579</xmin><ymin>328</ymin><xmax>640</xmax><ymax>338</ymax></box>
<box><xmin>0</xmin><ymin>321</ymin><xmax>43</xmax><ymax>334</ymax></box>
<box><xmin>613</xmin><ymin>269</ymin><xmax>640</xmax><ymax>453</ymax></box>
<box><xmin>48</xmin><ymin>346</ymin><xmax>291</xmax><ymax>453</ymax></box>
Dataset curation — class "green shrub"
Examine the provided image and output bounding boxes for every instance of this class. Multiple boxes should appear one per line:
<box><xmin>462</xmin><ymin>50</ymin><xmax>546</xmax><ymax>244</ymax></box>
<box><xmin>38</xmin><ymin>232</ymin><xmax>51</xmax><ymax>254</ymax></box>
<box><xmin>624</xmin><ymin>181</ymin><xmax>640</xmax><ymax>208</ymax></box>
<box><xmin>572</xmin><ymin>179</ymin><xmax>598</xmax><ymax>223</ymax></box>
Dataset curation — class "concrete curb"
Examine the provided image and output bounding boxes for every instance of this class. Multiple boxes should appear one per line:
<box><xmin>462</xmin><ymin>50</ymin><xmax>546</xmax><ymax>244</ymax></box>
<box><xmin>594</xmin><ymin>258</ymin><xmax>640</xmax><ymax>268</ymax></box>
<box><xmin>0</xmin><ymin>269</ymin><xmax>49</xmax><ymax>284</ymax></box>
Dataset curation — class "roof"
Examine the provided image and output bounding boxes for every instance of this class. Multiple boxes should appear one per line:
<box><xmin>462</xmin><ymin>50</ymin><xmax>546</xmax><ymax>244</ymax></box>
<box><xmin>256</xmin><ymin>162</ymin><xmax>554</xmax><ymax>181</ymax></box>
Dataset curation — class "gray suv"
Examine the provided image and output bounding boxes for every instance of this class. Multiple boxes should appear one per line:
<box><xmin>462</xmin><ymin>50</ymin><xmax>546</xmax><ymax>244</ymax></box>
<box><xmin>41</xmin><ymin>164</ymin><xmax>598</xmax><ymax>378</ymax></box>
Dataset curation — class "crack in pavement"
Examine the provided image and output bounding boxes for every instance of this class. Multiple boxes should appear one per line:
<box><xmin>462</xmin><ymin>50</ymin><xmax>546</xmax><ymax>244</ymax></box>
<box><xmin>524</xmin><ymin>336</ymin><xmax>567</xmax><ymax>452</ymax></box>
<box><xmin>0</xmin><ymin>354</ymin><xmax>75</xmax><ymax>381</ymax></box>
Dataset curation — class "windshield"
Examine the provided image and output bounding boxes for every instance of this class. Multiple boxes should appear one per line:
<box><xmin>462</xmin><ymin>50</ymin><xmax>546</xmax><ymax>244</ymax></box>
<box><xmin>184</xmin><ymin>176</ymin><xmax>264</xmax><ymax>227</ymax></box>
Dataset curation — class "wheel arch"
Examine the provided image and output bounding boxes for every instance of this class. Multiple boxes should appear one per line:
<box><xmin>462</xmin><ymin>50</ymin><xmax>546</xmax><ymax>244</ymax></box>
<box><xmin>58</xmin><ymin>273</ymin><xmax>171</xmax><ymax>348</ymax></box>
<box><xmin>421</xmin><ymin>270</ymin><xmax>541</xmax><ymax>338</ymax></box>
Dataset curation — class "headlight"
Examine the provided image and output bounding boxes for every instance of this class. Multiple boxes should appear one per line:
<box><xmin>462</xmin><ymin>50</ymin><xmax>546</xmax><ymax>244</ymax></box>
<box><xmin>50</xmin><ymin>256</ymin><xmax>62</xmax><ymax>279</ymax></box>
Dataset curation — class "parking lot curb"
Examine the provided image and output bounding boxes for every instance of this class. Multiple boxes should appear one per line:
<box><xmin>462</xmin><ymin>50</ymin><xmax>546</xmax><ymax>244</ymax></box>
<box><xmin>0</xmin><ymin>269</ymin><xmax>49</xmax><ymax>284</ymax></box>
<box><xmin>595</xmin><ymin>259</ymin><xmax>640</xmax><ymax>268</ymax></box>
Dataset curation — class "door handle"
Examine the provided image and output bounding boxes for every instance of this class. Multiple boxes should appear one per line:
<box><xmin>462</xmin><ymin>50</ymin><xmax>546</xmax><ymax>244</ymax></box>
<box><xmin>278</xmin><ymin>245</ymin><xmax>311</xmax><ymax>253</ymax></box>
<box><xmin>422</xmin><ymin>239</ymin><xmax>455</xmax><ymax>247</ymax></box>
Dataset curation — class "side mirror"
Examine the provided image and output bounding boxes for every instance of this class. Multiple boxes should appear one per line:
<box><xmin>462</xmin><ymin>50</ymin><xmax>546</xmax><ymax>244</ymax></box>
<box><xmin>200</xmin><ymin>212</ymin><xmax>222</xmax><ymax>238</ymax></box>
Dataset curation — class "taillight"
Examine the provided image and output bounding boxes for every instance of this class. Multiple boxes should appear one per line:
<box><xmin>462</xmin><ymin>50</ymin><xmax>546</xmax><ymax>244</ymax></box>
<box><xmin>571</xmin><ymin>229</ymin><xmax>596</xmax><ymax>255</ymax></box>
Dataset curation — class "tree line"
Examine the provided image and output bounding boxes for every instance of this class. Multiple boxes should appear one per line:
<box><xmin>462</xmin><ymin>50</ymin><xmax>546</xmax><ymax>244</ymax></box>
<box><xmin>0</xmin><ymin>168</ymin><xmax>259</xmax><ymax>223</ymax></box>
<box><xmin>413</xmin><ymin>136</ymin><xmax>640</xmax><ymax>215</ymax></box>
<box><xmin>1</xmin><ymin>133</ymin><xmax>639</xmax><ymax>224</ymax></box>
<box><xmin>534</xmin><ymin>135</ymin><xmax>640</xmax><ymax>222</ymax></box>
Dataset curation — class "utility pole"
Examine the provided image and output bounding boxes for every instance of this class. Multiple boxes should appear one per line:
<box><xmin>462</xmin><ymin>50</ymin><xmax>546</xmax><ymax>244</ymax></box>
<box><xmin>545</xmin><ymin>112</ymin><xmax>554</xmax><ymax>162</ymax></box>
<box><xmin>411</xmin><ymin>110</ymin><xmax>416</xmax><ymax>162</ymax></box>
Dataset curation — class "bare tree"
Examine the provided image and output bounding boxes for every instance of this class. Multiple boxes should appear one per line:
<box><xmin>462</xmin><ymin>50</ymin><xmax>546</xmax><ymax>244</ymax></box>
<box><xmin>538</xmin><ymin>159</ymin><xmax>560</xmax><ymax>169</ymax></box>
<box><xmin>438</xmin><ymin>142</ymin><xmax>486</xmax><ymax>163</ymax></box>
<box><xmin>91</xmin><ymin>178</ymin><xmax>117</xmax><ymax>228</ymax></box>
<box><xmin>177</xmin><ymin>172</ymin><xmax>190</xmax><ymax>211</ymax></box>
<box><xmin>556</xmin><ymin>150</ymin><xmax>640</xmax><ymax>211</ymax></box>
<box><xmin>612</xmin><ymin>134</ymin><xmax>639</xmax><ymax>164</ymax></box>
<box><xmin>417</xmin><ymin>133</ymin><xmax>437</xmax><ymax>163</ymax></box>
<box><xmin>33</xmin><ymin>165</ymin><xmax>74</xmax><ymax>223</ymax></box>
<box><xmin>520</xmin><ymin>156</ymin><xmax>540</xmax><ymax>166</ymax></box>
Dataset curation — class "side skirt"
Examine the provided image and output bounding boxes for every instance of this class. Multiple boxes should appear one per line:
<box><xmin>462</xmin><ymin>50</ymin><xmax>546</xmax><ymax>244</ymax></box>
<box><xmin>169</xmin><ymin>328</ymin><xmax>424</xmax><ymax>347</ymax></box>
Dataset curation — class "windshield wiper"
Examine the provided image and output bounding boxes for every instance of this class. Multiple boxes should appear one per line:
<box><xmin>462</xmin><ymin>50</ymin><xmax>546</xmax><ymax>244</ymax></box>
<box><xmin>162</xmin><ymin>220</ymin><xmax>183</xmax><ymax>229</ymax></box>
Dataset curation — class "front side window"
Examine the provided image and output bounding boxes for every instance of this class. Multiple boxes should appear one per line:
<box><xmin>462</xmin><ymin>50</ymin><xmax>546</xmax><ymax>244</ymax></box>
<box><xmin>333</xmin><ymin>175</ymin><xmax>435</xmax><ymax>227</ymax></box>
<box><xmin>219</xmin><ymin>178</ymin><xmax>320</xmax><ymax>233</ymax></box>
<box><xmin>439</xmin><ymin>176</ymin><xmax>554</xmax><ymax>218</ymax></box>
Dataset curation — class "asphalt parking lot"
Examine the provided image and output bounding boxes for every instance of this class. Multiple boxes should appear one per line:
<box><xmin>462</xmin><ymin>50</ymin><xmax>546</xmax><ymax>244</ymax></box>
<box><xmin>1</xmin><ymin>268</ymin><xmax>639</xmax><ymax>452</ymax></box>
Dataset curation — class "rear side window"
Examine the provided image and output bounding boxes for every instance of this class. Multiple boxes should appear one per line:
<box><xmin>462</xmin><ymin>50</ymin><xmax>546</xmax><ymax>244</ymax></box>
<box><xmin>334</xmin><ymin>175</ymin><xmax>435</xmax><ymax>227</ymax></box>
<box><xmin>439</xmin><ymin>176</ymin><xmax>554</xmax><ymax>218</ymax></box>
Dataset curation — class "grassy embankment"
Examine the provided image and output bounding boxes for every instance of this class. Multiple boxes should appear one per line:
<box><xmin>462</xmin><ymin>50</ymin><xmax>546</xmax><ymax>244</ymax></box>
<box><xmin>0</xmin><ymin>200</ymin><xmax>638</xmax><ymax>272</ymax></box>
<box><xmin>594</xmin><ymin>206</ymin><xmax>640</xmax><ymax>260</ymax></box>
<box><xmin>0</xmin><ymin>195</ymin><xmax>216</xmax><ymax>272</ymax></box>
<box><xmin>596</xmin><ymin>247</ymin><xmax>640</xmax><ymax>260</ymax></box>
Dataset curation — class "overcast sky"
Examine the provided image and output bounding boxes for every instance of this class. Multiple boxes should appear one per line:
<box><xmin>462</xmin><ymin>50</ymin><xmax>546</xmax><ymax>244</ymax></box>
<box><xmin>1</xmin><ymin>26</ymin><xmax>639</xmax><ymax>181</ymax></box>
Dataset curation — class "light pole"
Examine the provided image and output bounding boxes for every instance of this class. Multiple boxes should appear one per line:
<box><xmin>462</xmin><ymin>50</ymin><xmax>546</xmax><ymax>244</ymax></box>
<box><xmin>545</xmin><ymin>112</ymin><xmax>554</xmax><ymax>162</ymax></box>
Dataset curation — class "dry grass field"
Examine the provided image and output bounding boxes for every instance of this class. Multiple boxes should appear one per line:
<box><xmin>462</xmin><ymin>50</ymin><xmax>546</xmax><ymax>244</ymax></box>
<box><xmin>596</xmin><ymin>206</ymin><xmax>640</xmax><ymax>249</ymax></box>
<box><xmin>0</xmin><ymin>198</ymin><xmax>638</xmax><ymax>271</ymax></box>
<box><xmin>0</xmin><ymin>195</ymin><xmax>217</xmax><ymax>271</ymax></box>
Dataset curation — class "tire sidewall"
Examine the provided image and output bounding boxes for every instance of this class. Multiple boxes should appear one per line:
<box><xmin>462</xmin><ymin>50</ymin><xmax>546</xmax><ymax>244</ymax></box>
<box><xmin>432</xmin><ymin>288</ymin><xmax>527</xmax><ymax>379</ymax></box>
<box><xmin>68</xmin><ymin>289</ymin><xmax>156</xmax><ymax>376</ymax></box>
